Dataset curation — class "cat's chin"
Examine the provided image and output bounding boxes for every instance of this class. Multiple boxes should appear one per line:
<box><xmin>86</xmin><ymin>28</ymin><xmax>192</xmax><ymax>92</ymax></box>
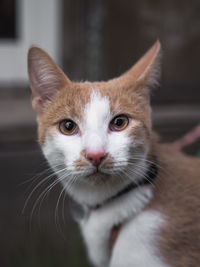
<box><xmin>56</xmin><ymin>157</ymin><xmax>149</xmax><ymax>206</ymax></box>
<box><xmin>84</xmin><ymin>172</ymin><xmax>112</xmax><ymax>185</ymax></box>
<box><xmin>64</xmin><ymin>173</ymin><xmax>131</xmax><ymax>206</ymax></box>
<box><xmin>83</xmin><ymin>168</ymin><xmax>114</xmax><ymax>184</ymax></box>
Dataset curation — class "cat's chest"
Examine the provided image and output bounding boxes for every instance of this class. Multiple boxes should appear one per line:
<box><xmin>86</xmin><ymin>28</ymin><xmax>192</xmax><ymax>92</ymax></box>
<box><xmin>78</xmin><ymin>186</ymin><xmax>168</xmax><ymax>267</ymax></box>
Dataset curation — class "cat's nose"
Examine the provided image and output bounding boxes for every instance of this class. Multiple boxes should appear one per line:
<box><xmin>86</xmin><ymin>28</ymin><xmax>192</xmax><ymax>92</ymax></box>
<box><xmin>86</xmin><ymin>148</ymin><xmax>107</xmax><ymax>167</ymax></box>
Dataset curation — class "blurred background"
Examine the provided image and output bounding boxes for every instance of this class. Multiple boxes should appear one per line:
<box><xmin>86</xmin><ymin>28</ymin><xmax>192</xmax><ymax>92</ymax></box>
<box><xmin>0</xmin><ymin>0</ymin><xmax>200</xmax><ymax>266</ymax></box>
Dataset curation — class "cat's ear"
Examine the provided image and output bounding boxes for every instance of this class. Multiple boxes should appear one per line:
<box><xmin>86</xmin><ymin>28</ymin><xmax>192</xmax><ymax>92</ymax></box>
<box><xmin>28</xmin><ymin>46</ymin><xmax>70</xmax><ymax>113</ymax></box>
<box><xmin>120</xmin><ymin>40</ymin><xmax>161</xmax><ymax>90</ymax></box>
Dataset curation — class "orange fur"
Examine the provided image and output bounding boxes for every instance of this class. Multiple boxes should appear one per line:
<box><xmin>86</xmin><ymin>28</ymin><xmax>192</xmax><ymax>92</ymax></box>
<box><xmin>148</xmin><ymin>144</ymin><xmax>200</xmax><ymax>267</ymax></box>
<box><xmin>28</xmin><ymin>41</ymin><xmax>200</xmax><ymax>266</ymax></box>
<box><xmin>28</xmin><ymin>42</ymin><xmax>160</xmax><ymax>145</ymax></box>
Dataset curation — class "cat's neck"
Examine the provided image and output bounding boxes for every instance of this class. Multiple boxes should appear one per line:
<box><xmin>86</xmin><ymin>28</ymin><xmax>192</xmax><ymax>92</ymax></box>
<box><xmin>88</xmin><ymin>161</ymin><xmax>158</xmax><ymax>210</ymax></box>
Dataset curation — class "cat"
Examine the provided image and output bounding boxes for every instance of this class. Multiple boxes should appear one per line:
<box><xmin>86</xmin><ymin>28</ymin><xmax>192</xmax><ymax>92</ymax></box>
<box><xmin>28</xmin><ymin>41</ymin><xmax>200</xmax><ymax>267</ymax></box>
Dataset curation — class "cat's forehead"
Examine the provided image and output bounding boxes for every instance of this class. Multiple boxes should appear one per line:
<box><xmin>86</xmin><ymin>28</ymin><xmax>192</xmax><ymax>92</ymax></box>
<box><xmin>84</xmin><ymin>90</ymin><xmax>110</xmax><ymax>128</ymax></box>
<box><xmin>42</xmin><ymin>82</ymin><xmax>115</xmax><ymax>122</ymax></box>
<box><xmin>37</xmin><ymin>80</ymin><xmax>150</xmax><ymax>144</ymax></box>
<box><xmin>39</xmin><ymin>80</ymin><xmax>142</xmax><ymax>131</ymax></box>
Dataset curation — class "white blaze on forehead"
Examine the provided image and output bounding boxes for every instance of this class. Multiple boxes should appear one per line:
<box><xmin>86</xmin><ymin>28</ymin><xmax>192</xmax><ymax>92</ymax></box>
<box><xmin>83</xmin><ymin>91</ymin><xmax>110</xmax><ymax>151</ymax></box>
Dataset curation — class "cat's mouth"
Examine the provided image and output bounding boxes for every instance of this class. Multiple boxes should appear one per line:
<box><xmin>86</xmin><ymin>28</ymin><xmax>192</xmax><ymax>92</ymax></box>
<box><xmin>87</xmin><ymin>167</ymin><xmax>104</xmax><ymax>176</ymax></box>
<box><xmin>85</xmin><ymin>167</ymin><xmax>112</xmax><ymax>181</ymax></box>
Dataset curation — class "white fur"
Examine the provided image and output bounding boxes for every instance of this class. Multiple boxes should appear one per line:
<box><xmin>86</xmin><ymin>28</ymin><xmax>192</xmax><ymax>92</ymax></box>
<box><xmin>42</xmin><ymin>90</ymin><xmax>148</xmax><ymax>206</ymax></box>
<box><xmin>83</xmin><ymin>91</ymin><xmax>110</xmax><ymax>151</ymax></box>
<box><xmin>80</xmin><ymin>185</ymin><xmax>153</xmax><ymax>266</ymax></box>
<box><xmin>44</xmin><ymin>133</ymin><xmax>82</xmax><ymax>170</ymax></box>
<box><xmin>80</xmin><ymin>186</ymin><xmax>169</xmax><ymax>267</ymax></box>
<box><xmin>41</xmin><ymin>90</ymin><xmax>168</xmax><ymax>267</ymax></box>
<box><xmin>110</xmin><ymin>211</ymin><xmax>169</xmax><ymax>267</ymax></box>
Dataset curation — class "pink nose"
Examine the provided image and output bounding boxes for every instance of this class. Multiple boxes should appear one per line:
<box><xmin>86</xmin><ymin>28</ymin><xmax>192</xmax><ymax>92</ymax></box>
<box><xmin>86</xmin><ymin>148</ymin><xmax>106</xmax><ymax>167</ymax></box>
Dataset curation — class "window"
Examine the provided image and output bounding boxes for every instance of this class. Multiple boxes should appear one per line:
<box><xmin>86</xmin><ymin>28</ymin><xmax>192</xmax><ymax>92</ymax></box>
<box><xmin>0</xmin><ymin>0</ymin><xmax>61</xmax><ymax>85</ymax></box>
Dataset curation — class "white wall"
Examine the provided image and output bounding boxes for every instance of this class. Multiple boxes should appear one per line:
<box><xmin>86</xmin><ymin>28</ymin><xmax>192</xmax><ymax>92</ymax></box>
<box><xmin>0</xmin><ymin>0</ymin><xmax>61</xmax><ymax>86</ymax></box>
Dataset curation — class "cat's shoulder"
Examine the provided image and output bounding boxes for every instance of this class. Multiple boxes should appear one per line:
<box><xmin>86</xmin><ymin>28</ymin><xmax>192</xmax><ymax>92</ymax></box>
<box><xmin>156</xmin><ymin>142</ymin><xmax>200</xmax><ymax>172</ymax></box>
<box><xmin>152</xmin><ymin>142</ymin><xmax>200</xmax><ymax>199</ymax></box>
<box><xmin>152</xmin><ymin>143</ymin><xmax>200</xmax><ymax>267</ymax></box>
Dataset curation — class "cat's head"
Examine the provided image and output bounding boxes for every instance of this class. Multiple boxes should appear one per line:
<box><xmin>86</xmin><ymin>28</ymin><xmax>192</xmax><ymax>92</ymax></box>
<box><xmin>28</xmin><ymin>41</ymin><xmax>161</xmax><ymax>205</ymax></box>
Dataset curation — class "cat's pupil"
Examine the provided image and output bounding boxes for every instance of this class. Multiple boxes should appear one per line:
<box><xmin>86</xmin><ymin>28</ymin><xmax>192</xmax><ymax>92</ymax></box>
<box><xmin>59</xmin><ymin>119</ymin><xmax>77</xmax><ymax>135</ymax></box>
<box><xmin>114</xmin><ymin>117</ymin><xmax>124</xmax><ymax>126</ymax></box>
<box><xmin>65</xmin><ymin>120</ymin><xmax>74</xmax><ymax>131</ymax></box>
<box><xmin>109</xmin><ymin>115</ymin><xmax>128</xmax><ymax>132</ymax></box>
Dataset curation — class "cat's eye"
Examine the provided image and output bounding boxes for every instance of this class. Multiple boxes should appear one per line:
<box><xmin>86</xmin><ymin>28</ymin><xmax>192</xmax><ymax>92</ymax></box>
<box><xmin>59</xmin><ymin>119</ymin><xmax>78</xmax><ymax>135</ymax></box>
<box><xmin>109</xmin><ymin>115</ymin><xmax>129</xmax><ymax>132</ymax></box>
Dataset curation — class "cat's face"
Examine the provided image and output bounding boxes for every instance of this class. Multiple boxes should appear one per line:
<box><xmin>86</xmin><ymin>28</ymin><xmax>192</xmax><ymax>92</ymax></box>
<box><xmin>28</xmin><ymin>41</ymin><xmax>160</xmax><ymax>205</ymax></box>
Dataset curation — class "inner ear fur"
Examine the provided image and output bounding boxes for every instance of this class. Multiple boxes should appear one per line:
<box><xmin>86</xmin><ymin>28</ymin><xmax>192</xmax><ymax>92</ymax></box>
<box><xmin>28</xmin><ymin>46</ymin><xmax>70</xmax><ymax>113</ymax></box>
